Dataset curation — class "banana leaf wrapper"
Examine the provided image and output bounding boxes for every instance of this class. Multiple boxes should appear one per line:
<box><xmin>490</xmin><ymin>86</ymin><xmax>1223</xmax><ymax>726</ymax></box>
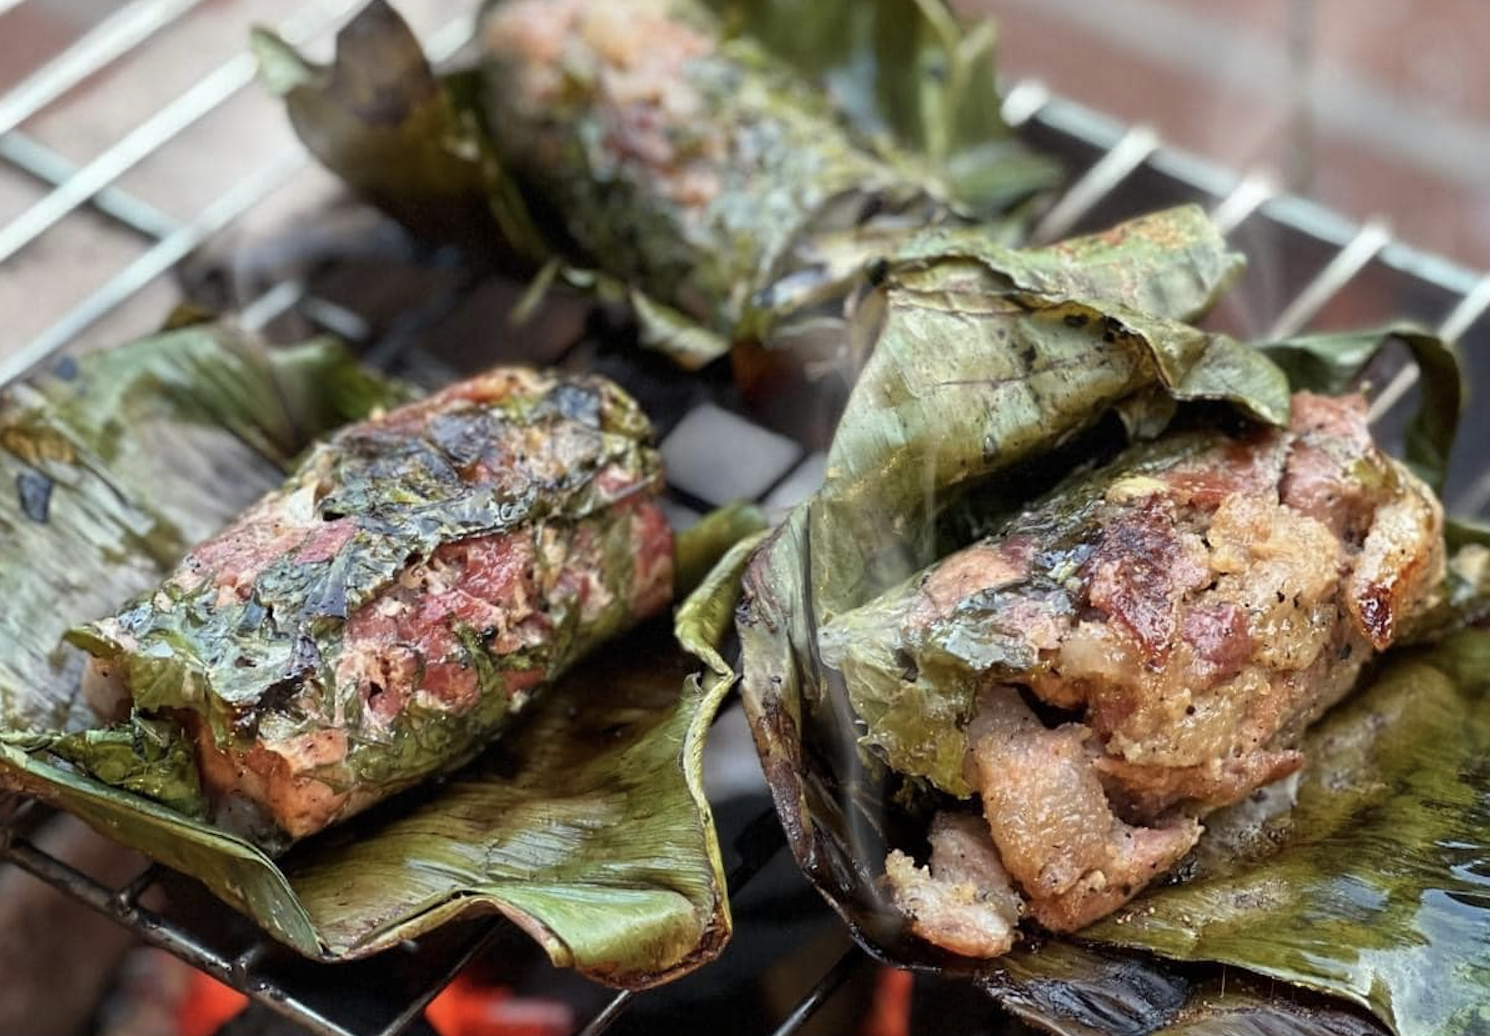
<box><xmin>0</xmin><ymin>328</ymin><xmax>758</xmax><ymax>983</ymax></box>
<box><xmin>253</xmin><ymin>0</ymin><xmax>1058</xmax><ymax>366</ymax></box>
<box><xmin>706</xmin><ymin>206</ymin><xmax>1490</xmax><ymax>1032</ymax></box>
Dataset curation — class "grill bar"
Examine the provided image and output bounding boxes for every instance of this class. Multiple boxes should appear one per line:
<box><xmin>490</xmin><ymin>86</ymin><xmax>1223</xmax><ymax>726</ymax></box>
<box><xmin>1</xmin><ymin>148</ymin><xmax>308</xmax><ymax>382</ymax></box>
<box><xmin>998</xmin><ymin>79</ymin><xmax>1051</xmax><ymax>128</ymax></box>
<box><xmin>766</xmin><ymin>949</ymin><xmax>863</xmax><ymax>1036</ymax></box>
<box><xmin>1367</xmin><ymin>271</ymin><xmax>1490</xmax><ymax>426</ymax></box>
<box><xmin>240</xmin><ymin>277</ymin><xmax>311</xmax><ymax>331</ymax></box>
<box><xmin>1435</xmin><ymin>272</ymin><xmax>1490</xmax><ymax>344</ymax></box>
<box><xmin>1266</xmin><ymin>218</ymin><xmax>1393</xmax><ymax>338</ymax></box>
<box><xmin>575</xmin><ymin>990</ymin><xmax>635</xmax><ymax>1036</ymax></box>
<box><xmin>0</xmin><ymin>14</ymin><xmax>473</xmax><ymax>381</ymax></box>
<box><xmin>112</xmin><ymin>862</ymin><xmax>163</xmax><ymax>912</ymax></box>
<box><xmin>372</xmin><ymin>925</ymin><xmax>507</xmax><ymax>1036</ymax></box>
<box><xmin>0</xmin><ymin>0</ymin><xmax>366</xmax><ymax>264</ymax></box>
<box><xmin>1031</xmin><ymin>123</ymin><xmax>1161</xmax><ymax>242</ymax></box>
<box><xmin>0</xmin><ymin>0</ymin><xmax>209</xmax><ymax>138</ymax></box>
<box><xmin>1208</xmin><ymin>171</ymin><xmax>1278</xmax><ymax>235</ymax></box>
<box><xmin>1457</xmin><ymin>468</ymin><xmax>1490</xmax><ymax>516</ymax></box>
<box><xmin>0</xmin><ymin>131</ymin><xmax>180</xmax><ymax>241</ymax></box>
<box><xmin>231</xmin><ymin>942</ymin><xmax>268</xmax><ymax>986</ymax></box>
<box><xmin>571</xmin><ymin>806</ymin><xmax>791</xmax><ymax>1036</ymax></box>
<box><xmin>0</xmin><ymin>834</ymin><xmax>361</xmax><ymax>1036</ymax></box>
<box><xmin>1018</xmin><ymin>89</ymin><xmax>1487</xmax><ymax>304</ymax></box>
<box><xmin>301</xmin><ymin>294</ymin><xmax>375</xmax><ymax>344</ymax></box>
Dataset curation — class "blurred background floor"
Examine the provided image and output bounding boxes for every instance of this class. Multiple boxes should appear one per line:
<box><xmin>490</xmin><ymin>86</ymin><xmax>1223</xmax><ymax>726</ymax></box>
<box><xmin>972</xmin><ymin>0</ymin><xmax>1490</xmax><ymax>270</ymax></box>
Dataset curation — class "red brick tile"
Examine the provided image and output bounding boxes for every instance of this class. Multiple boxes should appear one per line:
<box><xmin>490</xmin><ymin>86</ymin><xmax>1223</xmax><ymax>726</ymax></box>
<box><xmin>0</xmin><ymin>6</ymin><xmax>84</xmax><ymax>89</ymax></box>
<box><xmin>0</xmin><ymin>206</ymin><xmax>150</xmax><ymax>353</ymax></box>
<box><xmin>1154</xmin><ymin>0</ymin><xmax>1290</xmax><ymax>37</ymax></box>
<box><xmin>0</xmin><ymin>165</ymin><xmax>45</xmax><ymax>225</ymax></box>
<box><xmin>978</xmin><ymin>0</ymin><xmax>1297</xmax><ymax>175</ymax></box>
<box><xmin>1313</xmin><ymin>0</ymin><xmax>1490</xmax><ymax>124</ymax></box>
<box><xmin>1308</xmin><ymin>129</ymin><xmax>1490</xmax><ymax>270</ymax></box>
<box><xmin>23</xmin><ymin>0</ymin><xmax>311</xmax><ymax>162</ymax></box>
<box><xmin>972</xmin><ymin>0</ymin><xmax>1490</xmax><ymax>272</ymax></box>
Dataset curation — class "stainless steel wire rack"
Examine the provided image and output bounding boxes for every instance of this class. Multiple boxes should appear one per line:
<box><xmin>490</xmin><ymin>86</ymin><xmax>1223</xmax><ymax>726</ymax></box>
<box><xmin>1</xmin><ymin>3</ymin><xmax>1488</xmax><ymax>1035</ymax></box>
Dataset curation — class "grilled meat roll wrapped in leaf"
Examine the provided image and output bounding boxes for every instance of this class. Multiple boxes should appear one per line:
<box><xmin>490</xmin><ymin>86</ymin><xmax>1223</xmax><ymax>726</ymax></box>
<box><xmin>480</xmin><ymin>0</ymin><xmax>947</xmax><ymax>346</ymax></box>
<box><xmin>258</xmin><ymin>0</ymin><xmax>1055</xmax><ymax>370</ymax></box>
<box><xmin>824</xmin><ymin>391</ymin><xmax>1444</xmax><ymax>950</ymax></box>
<box><xmin>714</xmin><ymin>206</ymin><xmax>1489</xmax><ymax>1031</ymax></box>
<box><xmin>68</xmin><ymin>367</ymin><xmax>673</xmax><ymax>847</ymax></box>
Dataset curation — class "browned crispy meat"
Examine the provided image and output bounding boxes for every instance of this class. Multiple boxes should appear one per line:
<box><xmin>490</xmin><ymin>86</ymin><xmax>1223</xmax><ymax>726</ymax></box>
<box><xmin>886</xmin><ymin>812</ymin><xmax>1023</xmax><ymax>957</ymax></box>
<box><xmin>871</xmin><ymin>392</ymin><xmax>1444</xmax><ymax>952</ymax></box>
<box><xmin>967</xmin><ymin>686</ymin><xmax>1202</xmax><ymax>932</ymax></box>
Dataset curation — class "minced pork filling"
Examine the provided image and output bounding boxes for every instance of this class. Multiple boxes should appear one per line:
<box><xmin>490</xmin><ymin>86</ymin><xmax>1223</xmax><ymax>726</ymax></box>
<box><xmin>882</xmin><ymin>393</ymin><xmax>1444</xmax><ymax>954</ymax></box>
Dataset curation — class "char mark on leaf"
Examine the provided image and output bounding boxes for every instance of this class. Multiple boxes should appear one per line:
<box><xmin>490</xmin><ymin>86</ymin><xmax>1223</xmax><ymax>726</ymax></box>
<box><xmin>548</xmin><ymin>383</ymin><xmax>604</xmax><ymax>427</ymax></box>
<box><xmin>16</xmin><ymin>470</ymin><xmax>52</xmax><ymax>523</ymax></box>
<box><xmin>427</xmin><ymin>409</ymin><xmax>500</xmax><ymax>469</ymax></box>
<box><xmin>300</xmin><ymin>554</ymin><xmax>351</xmax><ymax>620</ymax></box>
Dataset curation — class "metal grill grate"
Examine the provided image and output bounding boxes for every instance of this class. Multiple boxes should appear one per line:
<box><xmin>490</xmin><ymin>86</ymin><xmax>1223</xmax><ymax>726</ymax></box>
<box><xmin>1</xmin><ymin>3</ymin><xmax>1488</xmax><ymax>1035</ymax></box>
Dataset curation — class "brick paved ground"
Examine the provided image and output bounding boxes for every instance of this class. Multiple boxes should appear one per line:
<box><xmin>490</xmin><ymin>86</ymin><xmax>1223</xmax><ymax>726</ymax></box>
<box><xmin>974</xmin><ymin>0</ymin><xmax>1490</xmax><ymax>270</ymax></box>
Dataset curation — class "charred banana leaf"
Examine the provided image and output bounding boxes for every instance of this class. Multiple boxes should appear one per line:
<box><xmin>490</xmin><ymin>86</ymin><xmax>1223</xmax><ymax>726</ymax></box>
<box><xmin>253</xmin><ymin>2</ymin><xmax>546</xmax><ymax>257</ymax></box>
<box><xmin>796</xmin><ymin>205</ymin><xmax>1275</xmax><ymax>617</ymax></box>
<box><xmin>0</xmin><ymin>329</ymin><xmax>754</xmax><ymax>983</ymax></box>
<box><xmin>695</xmin><ymin>207</ymin><xmax>1490</xmax><ymax>1033</ymax></box>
